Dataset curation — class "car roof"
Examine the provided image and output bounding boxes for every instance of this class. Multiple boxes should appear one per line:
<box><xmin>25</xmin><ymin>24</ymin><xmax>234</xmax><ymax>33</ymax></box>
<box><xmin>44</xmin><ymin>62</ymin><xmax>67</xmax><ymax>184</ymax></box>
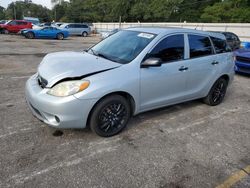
<box><xmin>126</xmin><ymin>27</ymin><xmax>226</xmax><ymax>39</ymax></box>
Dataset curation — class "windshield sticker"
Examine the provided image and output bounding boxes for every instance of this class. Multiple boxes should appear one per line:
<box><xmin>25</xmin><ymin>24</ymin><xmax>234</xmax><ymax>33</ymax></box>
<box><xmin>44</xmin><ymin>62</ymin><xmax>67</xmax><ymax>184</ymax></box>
<box><xmin>137</xmin><ymin>33</ymin><xmax>154</xmax><ymax>39</ymax></box>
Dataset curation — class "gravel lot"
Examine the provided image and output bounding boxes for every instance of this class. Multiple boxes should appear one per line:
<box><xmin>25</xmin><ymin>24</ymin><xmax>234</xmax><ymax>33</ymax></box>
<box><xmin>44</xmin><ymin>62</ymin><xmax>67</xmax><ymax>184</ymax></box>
<box><xmin>0</xmin><ymin>34</ymin><xmax>250</xmax><ymax>188</ymax></box>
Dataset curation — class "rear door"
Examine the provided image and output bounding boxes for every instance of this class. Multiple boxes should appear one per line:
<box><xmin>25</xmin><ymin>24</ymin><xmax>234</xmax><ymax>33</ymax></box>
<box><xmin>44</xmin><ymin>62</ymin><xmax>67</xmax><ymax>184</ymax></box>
<box><xmin>67</xmin><ymin>24</ymin><xmax>76</xmax><ymax>35</ymax></box>
<box><xmin>75</xmin><ymin>24</ymin><xmax>82</xmax><ymax>35</ymax></box>
<box><xmin>18</xmin><ymin>21</ymin><xmax>28</xmax><ymax>30</ymax></box>
<box><xmin>140</xmin><ymin>34</ymin><xmax>189</xmax><ymax>111</ymax></box>
<box><xmin>184</xmin><ymin>34</ymin><xmax>219</xmax><ymax>99</ymax></box>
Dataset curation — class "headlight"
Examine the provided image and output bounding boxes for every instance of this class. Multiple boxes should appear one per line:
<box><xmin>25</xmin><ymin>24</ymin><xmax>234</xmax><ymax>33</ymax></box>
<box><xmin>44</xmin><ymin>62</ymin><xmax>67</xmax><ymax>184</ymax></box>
<box><xmin>47</xmin><ymin>80</ymin><xmax>90</xmax><ymax>97</ymax></box>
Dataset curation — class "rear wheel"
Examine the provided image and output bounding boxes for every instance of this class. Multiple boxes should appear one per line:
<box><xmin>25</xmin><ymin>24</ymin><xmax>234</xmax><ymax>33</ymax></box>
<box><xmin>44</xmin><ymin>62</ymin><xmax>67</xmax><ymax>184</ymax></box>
<box><xmin>89</xmin><ymin>95</ymin><xmax>131</xmax><ymax>137</ymax></box>
<box><xmin>203</xmin><ymin>78</ymin><xmax>228</xmax><ymax>106</ymax></box>
<box><xmin>56</xmin><ymin>33</ymin><xmax>64</xmax><ymax>40</ymax></box>
<box><xmin>82</xmin><ymin>31</ymin><xmax>88</xmax><ymax>37</ymax></box>
<box><xmin>26</xmin><ymin>32</ymin><xmax>34</xmax><ymax>39</ymax></box>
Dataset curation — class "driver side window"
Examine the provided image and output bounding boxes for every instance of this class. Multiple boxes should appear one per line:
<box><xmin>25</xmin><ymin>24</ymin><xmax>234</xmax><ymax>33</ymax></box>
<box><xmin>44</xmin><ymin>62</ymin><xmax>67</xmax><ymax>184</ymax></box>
<box><xmin>149</xmin><ymin>34</ymin><xmax>185</xmax><ymax>63</ymax></box>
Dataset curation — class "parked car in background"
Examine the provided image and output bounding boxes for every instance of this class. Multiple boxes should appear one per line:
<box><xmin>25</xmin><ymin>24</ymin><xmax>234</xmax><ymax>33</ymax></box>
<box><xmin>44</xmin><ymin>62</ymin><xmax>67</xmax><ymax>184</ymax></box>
<box><xmin>223</xmin><ymin>32</ymin><xmax>241</xmax><ymax>50</ymax></box>
<box><xmin>20</xmin><ymin>25</ymin><xmax>44</xmax><ymax>36</ymax></box>
<box><xmin>52</xmin><ymin>22</ymin><xmax>64</xmax><ymax>27</ymax></box>
<box><xmin>211</xmin><ymin>31</ymin><xmax>241</xmax><ymax>50</ymax></box>
<box><xmin>234</xmin><ymin>49</ymin><xmax>250</xmax><ymax>74</ymax></box>
<box><xmin>241</xmin><ymin>41</ymin><xmax>250</xmax><ymax>49</ymax></box>
<box><xmin>23</xmin><ymin>17</ymin><xmax>40</xmax><ymax>25</ymax></box>
<box><xmin>101</xmin><ymin>28</ymin><xmax>120</xmax><ymax>39</ymax></box>
<box><xmin>60</xmin><ymin>23</ymin><xmax>91</xmax><ymax>37</ymax></box>
<box><xmin>220</xmin><ymin>32</ymin><xmax>241</xmax><ymax>50</ymax></box>
<box><xmin>0</xmin><ymin>20</ymin><xmax>32</xmax><ymax>34</ymax></box>
<box><xmin>25</xmin><ymin>27</ymin><xmax>234</xmax><ymax>137</ymax></box>
<box><xmin>23</xmin><ymin>26</ymin><xmax>69</xmax><ymax>40</ymax></box>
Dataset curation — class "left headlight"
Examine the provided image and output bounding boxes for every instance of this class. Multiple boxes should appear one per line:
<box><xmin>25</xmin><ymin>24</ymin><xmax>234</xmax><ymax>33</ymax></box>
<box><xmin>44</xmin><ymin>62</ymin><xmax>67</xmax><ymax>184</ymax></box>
<box><xmin>47</xmin><ymin>80</ymin><xmax>90</xmax><ymax>97</ymax></box>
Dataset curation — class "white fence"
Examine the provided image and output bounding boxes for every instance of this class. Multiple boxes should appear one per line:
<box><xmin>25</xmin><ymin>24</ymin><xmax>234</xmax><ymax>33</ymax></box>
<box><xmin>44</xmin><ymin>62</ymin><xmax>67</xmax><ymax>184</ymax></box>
<box><xmin>93</xmin><ymin>22</ymin><xmax>250</xmax><ymax>41</ymax></box>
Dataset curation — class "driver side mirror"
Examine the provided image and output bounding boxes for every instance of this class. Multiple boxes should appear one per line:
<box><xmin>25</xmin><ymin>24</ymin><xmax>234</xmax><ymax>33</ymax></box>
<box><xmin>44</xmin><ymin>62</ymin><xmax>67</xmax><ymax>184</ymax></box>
<box><xmin>141</xmin><ymin>58</ymin><xmax>162</xmax><ymax>68</ymax></box>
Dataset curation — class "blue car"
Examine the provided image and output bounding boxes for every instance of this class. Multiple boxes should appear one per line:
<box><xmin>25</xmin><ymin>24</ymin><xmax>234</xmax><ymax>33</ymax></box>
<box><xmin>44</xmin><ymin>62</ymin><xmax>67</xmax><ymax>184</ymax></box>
<box><xmin>234</xmin><ymin>49</ymin><xmax>250</xmax><ymax>74</ymax></box>
<box><xmin>23</xmin><ymin>26</ymin><xmax>69</xmax><ymax>40</ymax></box>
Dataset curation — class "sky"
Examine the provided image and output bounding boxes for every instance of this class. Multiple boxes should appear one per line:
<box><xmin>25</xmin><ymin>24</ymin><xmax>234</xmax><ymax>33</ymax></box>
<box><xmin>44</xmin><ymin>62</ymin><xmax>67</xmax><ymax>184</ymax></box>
<box><xmin>0</xmin><ymin>0</ymin><xmax>55</xmax><ymax>9</ymax></box>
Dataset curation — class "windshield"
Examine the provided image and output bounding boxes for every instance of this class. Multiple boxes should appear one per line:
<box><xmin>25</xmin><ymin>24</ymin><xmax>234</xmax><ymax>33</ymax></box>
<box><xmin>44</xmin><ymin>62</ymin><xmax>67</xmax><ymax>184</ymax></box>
<box><xmin>90</xmin><ymin>30</ymin><xmax>156</xmax><ymax>64</ymax></box>
<box><xmin>5</xmin><ymin>20</ymin><xmax>11</xmax><ymax>25</ymax></box>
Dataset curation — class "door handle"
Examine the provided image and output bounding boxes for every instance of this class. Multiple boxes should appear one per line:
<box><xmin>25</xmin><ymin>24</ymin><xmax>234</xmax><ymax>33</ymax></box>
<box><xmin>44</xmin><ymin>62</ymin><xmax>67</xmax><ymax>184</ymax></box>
<box><xmin>179</xmin><ymin>66</ymin><xmax>188</xmax><ymax>71</ymax></box>
<box><xmin>211</xmin><ymin>61</ymin><xmax>219</xmax><ymax>65</ymax></box>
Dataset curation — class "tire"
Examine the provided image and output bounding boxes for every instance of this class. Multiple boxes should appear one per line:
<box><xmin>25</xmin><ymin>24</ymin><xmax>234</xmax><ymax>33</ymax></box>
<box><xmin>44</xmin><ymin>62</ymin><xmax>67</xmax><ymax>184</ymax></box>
<box><xmin>56</xmin><ymin>33</ymin><xmax>64</xmax><ymax>40</ymax></box>
<box><xmin>82</xmin><ymin>31</ymin><xmax>88</xmax><ymax>37</ymax></box>
<box><xmin>3</xmin><ymin>29</ymin><xmax>9</xmax><ymax>34</ymax></box>
<box><xmin>26</xmin><ymin>32</ymin><xmax>34</xmax><ymax>39</ymax></box>
<box><xmin>89</xmin><ymin>95</ymin><xmax>131</xmax><ymax>137</ymax></box>
<box><xmin>203</xmin><ymin>78</ymin><xmax>228</xmax><ymax>106</ymax></box>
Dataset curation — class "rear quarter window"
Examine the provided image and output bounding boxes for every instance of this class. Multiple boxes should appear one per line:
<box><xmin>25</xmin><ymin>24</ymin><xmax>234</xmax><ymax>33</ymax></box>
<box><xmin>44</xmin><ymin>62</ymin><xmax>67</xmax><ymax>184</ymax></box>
<box><xmin>211</xmin><ymin>37</ymin><xmax>232</xmax><ymax>53</ymax></box>
<box><xmin>188</xmin><ymin>34</ymin><xmax>213</xmax><ymax>58</ymax></box>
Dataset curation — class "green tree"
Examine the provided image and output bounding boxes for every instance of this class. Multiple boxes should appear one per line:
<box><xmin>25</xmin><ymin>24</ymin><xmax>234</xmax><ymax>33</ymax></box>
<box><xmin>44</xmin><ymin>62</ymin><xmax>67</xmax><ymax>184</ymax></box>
<box><xmin>201</xmin><ymin>0</ymin><xmax>250</xmax><ymax>22</ymax></box>
<box><xmin>0</xmin><ymin>6</ymin><xmax>5</xmax><ymax>20</ymax></box>
<box><xmin>5</xmin><ymin>1</ymin><xmax>51</xmax><ymax>21</ymax></box>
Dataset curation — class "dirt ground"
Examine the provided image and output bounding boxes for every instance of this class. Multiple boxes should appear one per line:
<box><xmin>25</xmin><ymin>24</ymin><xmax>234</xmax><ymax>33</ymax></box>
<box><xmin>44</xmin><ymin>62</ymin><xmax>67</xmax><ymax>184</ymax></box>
<box><xmin>0</xmin><ymin>34</ymin><xmax>249</xmax><ymax>188</ymax></box>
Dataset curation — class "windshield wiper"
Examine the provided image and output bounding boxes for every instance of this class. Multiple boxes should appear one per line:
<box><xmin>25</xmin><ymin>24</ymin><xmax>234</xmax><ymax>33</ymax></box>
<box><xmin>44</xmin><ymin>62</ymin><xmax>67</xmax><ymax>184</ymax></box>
<box><xmin>86</xmin><ymin>48</ymin><xmax>98</xmax><ymax>56</ymax></box>
<box><xmin>86</xmin><ymin>48</ymin><xmax>119</xmax><ymax>63</ymax></box>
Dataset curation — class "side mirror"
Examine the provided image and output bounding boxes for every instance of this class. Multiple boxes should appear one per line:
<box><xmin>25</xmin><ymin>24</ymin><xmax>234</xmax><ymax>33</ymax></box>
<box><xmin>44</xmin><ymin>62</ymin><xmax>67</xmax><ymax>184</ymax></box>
<box><xmin>141</xmin><ymin>58</ymin><xmax>162</xmax><ymax>68</ymax></box>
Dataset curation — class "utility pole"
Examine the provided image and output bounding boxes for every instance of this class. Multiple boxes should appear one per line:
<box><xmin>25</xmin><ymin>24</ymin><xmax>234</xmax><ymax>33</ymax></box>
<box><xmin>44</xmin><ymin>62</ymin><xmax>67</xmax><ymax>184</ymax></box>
<box><xmin>13</xmin><ymin>2</ymin><xmax>16</xmax><ymax>20</ymax></box>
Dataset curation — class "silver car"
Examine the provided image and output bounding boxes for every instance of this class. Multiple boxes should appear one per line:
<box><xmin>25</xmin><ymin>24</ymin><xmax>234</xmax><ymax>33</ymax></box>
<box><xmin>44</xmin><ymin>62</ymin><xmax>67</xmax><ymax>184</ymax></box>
<box><xmin>60</xmin><ymin>23</ymin><xmax>91</xmax><ymax>37</ymax></box>
<box><xmin>25</xmin><ymin>27</ymin><xmax>234</xmax><ymax>137</ymax></box>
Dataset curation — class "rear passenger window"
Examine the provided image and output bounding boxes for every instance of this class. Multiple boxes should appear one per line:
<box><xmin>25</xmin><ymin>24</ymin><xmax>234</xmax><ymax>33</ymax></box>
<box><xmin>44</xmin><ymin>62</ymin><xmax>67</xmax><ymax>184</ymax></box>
<box><xmin>211</xmin><ymin>37</ymin><xmax>231</xmax><ymax>53</ymax></box>
<box><xmin>149</xmin><ymin>34</ymin><xmax>184</xmax><ymax>62</ymax></box>
<box><xmin>188</xmin><ymin>34</ymin><xmax>213</xmax><ymax>58</ymax></box>
<box><xmin>81</xmin><ymin>25</ymin><xmax>88</xmax><ymax>28</ymax></box>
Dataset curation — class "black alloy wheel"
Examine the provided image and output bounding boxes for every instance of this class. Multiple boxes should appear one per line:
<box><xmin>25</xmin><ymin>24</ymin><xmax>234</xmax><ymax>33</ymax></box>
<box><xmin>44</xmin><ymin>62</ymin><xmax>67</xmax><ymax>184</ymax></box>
<box><xmin>90</xmin><ymin>95</ymin><xmax>131</xmax><ymax>137</ymax></box>
<box><xmin>203</xmin><ymin>78</ymin><xmax>228</xmax><ymax>106</ymax></box>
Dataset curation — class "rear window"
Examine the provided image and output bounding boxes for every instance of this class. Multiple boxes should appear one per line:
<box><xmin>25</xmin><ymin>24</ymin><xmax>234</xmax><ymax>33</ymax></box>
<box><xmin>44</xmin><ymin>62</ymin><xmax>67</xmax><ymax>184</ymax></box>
<box><xmin>211</xmin><ymin>37</ymin><xmax>232</xmax><ymax>53</ymax></box>
<box><xmin>188</xmin><ymin>34</ymin><xmax>213</xmax><ymax>58</ymax></box>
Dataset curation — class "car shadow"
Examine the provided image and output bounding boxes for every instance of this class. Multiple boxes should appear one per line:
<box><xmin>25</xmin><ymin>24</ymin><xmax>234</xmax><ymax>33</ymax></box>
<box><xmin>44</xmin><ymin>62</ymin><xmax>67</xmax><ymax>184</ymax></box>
<box><xmin>60</xmin><ymin>99</ymin><xmax>203</xmax><ymax>139</ymax></box>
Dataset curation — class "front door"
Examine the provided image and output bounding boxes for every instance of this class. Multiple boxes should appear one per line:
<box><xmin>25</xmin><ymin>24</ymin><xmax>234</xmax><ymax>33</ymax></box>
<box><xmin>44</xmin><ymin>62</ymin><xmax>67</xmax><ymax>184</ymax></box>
<box><xmin>140</xmin><ymin>34</ymin><xmax>189</xmax><ymax>111</ymax></box>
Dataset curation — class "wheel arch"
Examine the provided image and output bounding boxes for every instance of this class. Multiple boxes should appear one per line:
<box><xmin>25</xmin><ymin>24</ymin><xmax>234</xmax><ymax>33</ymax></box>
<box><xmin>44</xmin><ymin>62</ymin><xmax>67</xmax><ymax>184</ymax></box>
<box><xmin>27</xmin><ymin>31</ymin><xmax>35</xmax><ymax>37</ymax></box>
<box><xmin>219</xmin><ymin>74</ymin><xmax>230</xmax><ymax>83</ymax></box>
<box><xmin>86</xmin><ymin>91</ymin><xmax>136</xmax><ymax>128</ymax></box>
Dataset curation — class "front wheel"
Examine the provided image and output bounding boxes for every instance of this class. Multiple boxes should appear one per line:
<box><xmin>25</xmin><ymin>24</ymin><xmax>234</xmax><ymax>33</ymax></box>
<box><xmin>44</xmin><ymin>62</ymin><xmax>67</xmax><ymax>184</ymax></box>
<box><xmin>203</xmin><ymin>78</ymin><xmax>228</xmax><ymax>106</ymax></box>
<box><xmin>56</xmin><ymin>33</ymin><xmax>64</xmax><ymax>40</ymax></box>
<box><xmin>89</xmin><ymin>95</ymin><xmax>131</xmax><ymax>137</ymax></box>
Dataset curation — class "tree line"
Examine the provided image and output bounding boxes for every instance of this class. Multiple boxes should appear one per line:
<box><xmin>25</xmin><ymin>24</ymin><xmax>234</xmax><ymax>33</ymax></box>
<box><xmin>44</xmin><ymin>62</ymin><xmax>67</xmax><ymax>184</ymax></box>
<box><xmin>0</xmin><ymin>0</ymin><xmax>250</xmax><ymax>23</ymax></box>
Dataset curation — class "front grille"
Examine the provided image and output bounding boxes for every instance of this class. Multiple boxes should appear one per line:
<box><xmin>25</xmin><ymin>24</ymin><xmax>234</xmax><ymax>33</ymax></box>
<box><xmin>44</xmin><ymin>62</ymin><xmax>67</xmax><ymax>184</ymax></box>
<box><xmin>37</xmin><ymin>75</ymin><xmax>48</xmax><ymax>88</ymax></box>
<box><xmin>236</xmin><ymin>56</ymin><xmax>250</xmax><ymax>64</ymax></box>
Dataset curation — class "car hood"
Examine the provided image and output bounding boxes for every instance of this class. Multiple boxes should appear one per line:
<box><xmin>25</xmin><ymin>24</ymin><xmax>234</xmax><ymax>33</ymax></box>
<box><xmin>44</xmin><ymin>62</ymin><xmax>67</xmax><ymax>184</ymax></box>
<box><xmin>38</xmin><ymin>51</ymin><xmax>121</xmax><ymax>87</ymax></box>
<box><xmin>234</xmin><ymin>49</ymin><xmax>250</xmax><ymax>58</ymax></box>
